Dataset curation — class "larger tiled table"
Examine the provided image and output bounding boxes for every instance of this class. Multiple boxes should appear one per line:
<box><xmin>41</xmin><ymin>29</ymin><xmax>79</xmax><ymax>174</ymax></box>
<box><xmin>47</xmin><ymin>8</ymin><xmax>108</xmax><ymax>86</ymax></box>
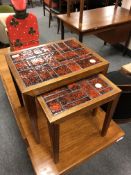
<box><xmin>6</xmin><ymin>38</ymin><xmax>109</xmax><ymax>143</ymax></box>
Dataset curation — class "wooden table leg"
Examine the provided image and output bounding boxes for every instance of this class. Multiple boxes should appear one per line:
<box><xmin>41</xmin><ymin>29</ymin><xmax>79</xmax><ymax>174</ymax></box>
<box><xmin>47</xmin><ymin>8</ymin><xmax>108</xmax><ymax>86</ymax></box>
<box><xmin>101</xmin><ymin>94</ymin><xmax>120</xmax><ymax>136</ymax></box>
<box><xmin>11</xmin><ymin>71</ymin><xmax>24</xmax><ymax>107</ymax></box>
<box><xmin>61</xmin><ymin>21</ymin><xmax>64</xmax><ymax>40</ymax></box>
<box><xmin>23</xmin><ymin>94</ymin><xmax>40</xmax><ymax>143</ymax></box>
<box><xmin>79</xmin><ymin>32</ymin><xmax>83</xmax><ymax>42</ymax></box>
<box><xmin>123</xmin><ymin>30</ymin><xmax>131</xmax><ymax>56</ymax></box>
<box><xmin>92</xmin><ymin>108</ymin><xmax>98</xmax><ymax>116</ymax></box>
<box><xmin>47</xmin><ymin>122</ymin><xmax>60</xmax><ymax>163</ymax></box>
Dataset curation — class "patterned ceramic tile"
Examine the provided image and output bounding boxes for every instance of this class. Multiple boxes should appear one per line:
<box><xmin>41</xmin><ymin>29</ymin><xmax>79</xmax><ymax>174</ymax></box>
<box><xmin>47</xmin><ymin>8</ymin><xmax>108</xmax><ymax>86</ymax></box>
<box><xmin>10</xmin><ymin>39</ymin><xmax>102</xmax><ymax>87</ymax></box>
<box><xmin>42</xmin><ymin>75</ymin><xmax>113</xmax><ymax>115</ymax></box>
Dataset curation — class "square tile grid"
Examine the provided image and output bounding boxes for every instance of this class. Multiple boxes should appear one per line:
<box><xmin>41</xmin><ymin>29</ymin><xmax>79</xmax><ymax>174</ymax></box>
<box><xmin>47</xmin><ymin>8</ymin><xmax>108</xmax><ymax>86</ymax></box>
<box><xmin>41</xmin><ymin>74</ymin><xmax>113</xmax><ymax>116</ymax></box>
<box><xmin>6</xmin><ymin>38</ymin><xmax>109</xmax><ymax>96</ymax></box>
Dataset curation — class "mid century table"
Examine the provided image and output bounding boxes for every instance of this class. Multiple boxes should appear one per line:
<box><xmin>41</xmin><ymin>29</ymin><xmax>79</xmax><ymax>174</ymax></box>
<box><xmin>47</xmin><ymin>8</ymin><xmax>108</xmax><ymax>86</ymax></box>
<box><xmin>6</xmin><ymin>38</ymin><xmax>109</xmax><ymax>143</ymax></box>
<box><xmin>57</xmin><ymin>6</ymin><xmax>131</xmax><ymax>43</ymax></box>
<box><xmin>37</xmin><ymin>73</ymin><xmax>121</xmax><ymax>163</ymax></box>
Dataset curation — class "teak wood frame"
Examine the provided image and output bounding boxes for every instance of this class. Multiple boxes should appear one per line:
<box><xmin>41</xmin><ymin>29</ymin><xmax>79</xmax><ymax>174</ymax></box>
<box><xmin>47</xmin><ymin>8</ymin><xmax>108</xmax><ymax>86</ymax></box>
<box><xmin>6</xmin><ymin>38</ymin><xmax>109</xmax><ymax>144</ymax></box>
<box><xmin>37</xmin><ymin>74</ymin><xmax>121</xmax><ymax>163</ymax></box>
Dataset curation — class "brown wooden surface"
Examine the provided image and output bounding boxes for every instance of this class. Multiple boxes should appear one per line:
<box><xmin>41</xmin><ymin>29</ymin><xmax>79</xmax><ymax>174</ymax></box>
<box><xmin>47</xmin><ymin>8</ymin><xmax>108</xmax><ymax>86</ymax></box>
<box><xmin>58</xmin><ymin>6</ymin><xmax>131</xmax><ymax>32</ymax></box>
<box><xmin>96</xmin><ymin>23</ymin><xmax>131</xmax><ymax>44</ymax></box>
<box><xmin>0</xmin><ymin>47</ymin><xmax>10</xmax><ymax>55</ymax></box>
<box><xmin>67</xmin><ymin>0</ymin><xmax>70</xmax><ymax>17</ymax></box>
<box><xmin>0</xmin><ymin>52</ymin><xmax>125</xmax><ymax>175</ymax></box>
<box><xmin>23</xmin><ymin>94</ymin><xmax>40</xmax><ymax>143</ymax></box>
<box><xmin>58</xmin><ymin>6</ymin><xmax>131</xmax><ymax>43</ymax></box>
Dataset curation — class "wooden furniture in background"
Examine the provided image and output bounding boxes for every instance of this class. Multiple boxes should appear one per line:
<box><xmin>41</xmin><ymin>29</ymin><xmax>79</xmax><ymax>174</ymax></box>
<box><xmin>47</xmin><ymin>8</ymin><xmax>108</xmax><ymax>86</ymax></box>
<box><xmin>6</xmin><ymin>38</ymin><xmax>109</xmax><ymax>143</ymax></box>
<box><xmin>121</xmin><ymin>63</ymin><xmax>131</xmax><ymax>76</ymax></box>
<box><xmin>43</xmin><ymin>0</ymin><xmax>67</xmax><ymax>33</ymax></box>
<box><xmin>37</xmin><ymin>73</ymin><xmax>121</xmax><ymax>163</ymax></box>
<box><xmin>0</xmin><ymin>53</ymin><xmax>125</xmax><ymax>174</ymax></box>
<box><xmin>58</xmin><ymin>6</ymin><xmax>131</xmax><ymax>45</ymax></box>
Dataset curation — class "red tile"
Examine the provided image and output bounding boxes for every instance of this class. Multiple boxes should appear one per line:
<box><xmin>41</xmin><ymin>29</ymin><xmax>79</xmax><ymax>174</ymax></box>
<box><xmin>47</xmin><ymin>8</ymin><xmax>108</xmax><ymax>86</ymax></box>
<box><xmin>11</xmin><ymin>54</ymin><xmax>23</xmax><ymax>62</ymax></box>
<box><xmin>43</xmin><ymin>87</ymin><xmax>67</xmax><ymax>98</ymax></box>
<box><xmin>19</xmin><ymin>69</ymin><xmax>38</xmax><ymax>79</ymax></box>
<box><xmin>48</xmin><ymin>60</ymin><xmax>60</xmax><ymax>68</ymax></box>
<box><xmin>46</xmin><ymin>45</ymin><xmax>56</xmax><ymax>52</ymax></box>
<box><xmin>75</xmin><ymin>48</ymin><xmax>89</xmax><ymax>56</ymax></box>
<box><xmin>22</xmin><ymin>76</ymin><xmax>41</xmax><ymax>86</ymax></box>
<box><xmin>19</xmin><ymin>69</ymin><xmax>41</xmax><ymax>86</ymax></box>
<box><xmin>64</xmin><ymin>40</ymin><xmax>82</xmax><ymax>50</ymax></box>
<box><xmin>33</xmin><ymin>48</ymin><xmax>42</xmax><ymax>55</ymax></box>
<box><xmin>56</xmin><ymin>42</ymin><xmax>70</xmax><ymax>52</ymax></box>
<box><xmin>89</xmin><ymin>77</ymin><xmax>108</xmax><ymax>90</ymax></box>
<box><xmin>47</xmin><ymin>99</ymin><xmax>63</xmax><ymax>115</ymax></box>
<box><xmin>30</xmin><ymin>57</ymin><xmax>46</xmax><ymax>66</ymax></box>
<box><xmin>54</xmin><ymin>65</ymin><xmax>71</xmax><ymax>76</ymax></box>
<box><xmin>99</xmin><ymin>87</ymin><xmax>112</xmax><ymax>94</ymax></box>
<box><xmin>54</xmin><ymin>54</ymin><xmax>66</xmax><ymax>62</ymax></box>
<box><xmin>34</xmin><ymin>65</ymin><xmax>45</xmax><ymax>71</ymax></box>
<box><xmin>67</xmin><ymin>62</ymin><xmax>81</xmax><ymax>71</ymax></box>
<box><xmin>42</xmin><ymin>65</ymin><xmax>58</xmax><ymax>78</ymax></box>
<box><xmin>35</xmin><ymin>64</ymin><xmax>57</xmax><ymax>78</ymax></box>
<box><xmin>80</xmin><ymin>54</ymin><xmax>101</xmax><ymax>64</ymax></box>
<box><xmin>63</xmin><ymin>51</ymin><xmax>78</xmax><ymax>60</ymax></box>
<box><xmin>44</xmin><ymin>89</ymin><xmax>70</xmax><ymax>102</ymax></box>
<box><xmin>15</xmin><ymin>61</ymin><xmax>31</xmax><ymax>71</ymax></box>
<box><xmin>59</xmin><ymin>90</ymin><xmax>86</xmax><ymax>105</ymax></box>
<box><xmin>52</xmin><ymin>50</ymin><xmax>60</xmax><ymax>57</ymax></box>
<box><xmin>64</xmin><ymin>97</ymin><xmax>90</xmax><ymax>110</ymax></box>
<box><xmin>38</xmin><ymin>70</ymin><xmax>52</xmax><ymax>81</ymax></box>
<box><xmin>60</xmin><ymin>59</ymin><xmax>73</xmax><ymax>65</ymax></box>
<box><xmin>80</xmin><ymin>80</ymin><xmax>100</xmax><ymax>98</ymax></box>
<box><xmin>67</xmin><ymin>82</ymin><xmax>80</xmax><ymax>91</ymax></box>
<box><xmin>76</xmin><ymin>58</ymin><xmax>91</xmax><ymax>68</ymax></box>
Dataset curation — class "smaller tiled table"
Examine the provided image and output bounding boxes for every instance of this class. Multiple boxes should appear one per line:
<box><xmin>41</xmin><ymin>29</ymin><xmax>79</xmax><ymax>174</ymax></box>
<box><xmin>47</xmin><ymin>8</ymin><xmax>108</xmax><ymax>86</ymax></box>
<box><xmin>6</xmin><ymin>38</ymin><xmax>109</xmax><ymax>143</ymax></box>
<box><xmin>37</xmin><ymin>74</ymin><xmax>121</xmax><ymax>163</ymax></box>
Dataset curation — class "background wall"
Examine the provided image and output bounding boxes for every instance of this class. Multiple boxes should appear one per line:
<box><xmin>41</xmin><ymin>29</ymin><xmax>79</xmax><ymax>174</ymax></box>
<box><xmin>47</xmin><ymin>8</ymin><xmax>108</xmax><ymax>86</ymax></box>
<box><xmin>122</xmin><ymin>0</ymin><xmax>131</xmax><ymax>9</ymax></box>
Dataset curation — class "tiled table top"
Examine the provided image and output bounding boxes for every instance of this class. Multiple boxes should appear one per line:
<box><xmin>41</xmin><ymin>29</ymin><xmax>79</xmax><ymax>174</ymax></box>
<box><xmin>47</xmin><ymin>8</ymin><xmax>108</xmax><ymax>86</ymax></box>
<box><xmin>41</xmin><ymin>74</ymin><xmax>113</xmax><ymax>116</ymax></box>
<box><xmin>10</xmin><ymin>39</ymin><xmax>101</xmax><ymax>86</ymax></box>
<box><xmin>6</xmin><ymin>38</ymin><xmax>109</xmax><ymax>96</ymax></box>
